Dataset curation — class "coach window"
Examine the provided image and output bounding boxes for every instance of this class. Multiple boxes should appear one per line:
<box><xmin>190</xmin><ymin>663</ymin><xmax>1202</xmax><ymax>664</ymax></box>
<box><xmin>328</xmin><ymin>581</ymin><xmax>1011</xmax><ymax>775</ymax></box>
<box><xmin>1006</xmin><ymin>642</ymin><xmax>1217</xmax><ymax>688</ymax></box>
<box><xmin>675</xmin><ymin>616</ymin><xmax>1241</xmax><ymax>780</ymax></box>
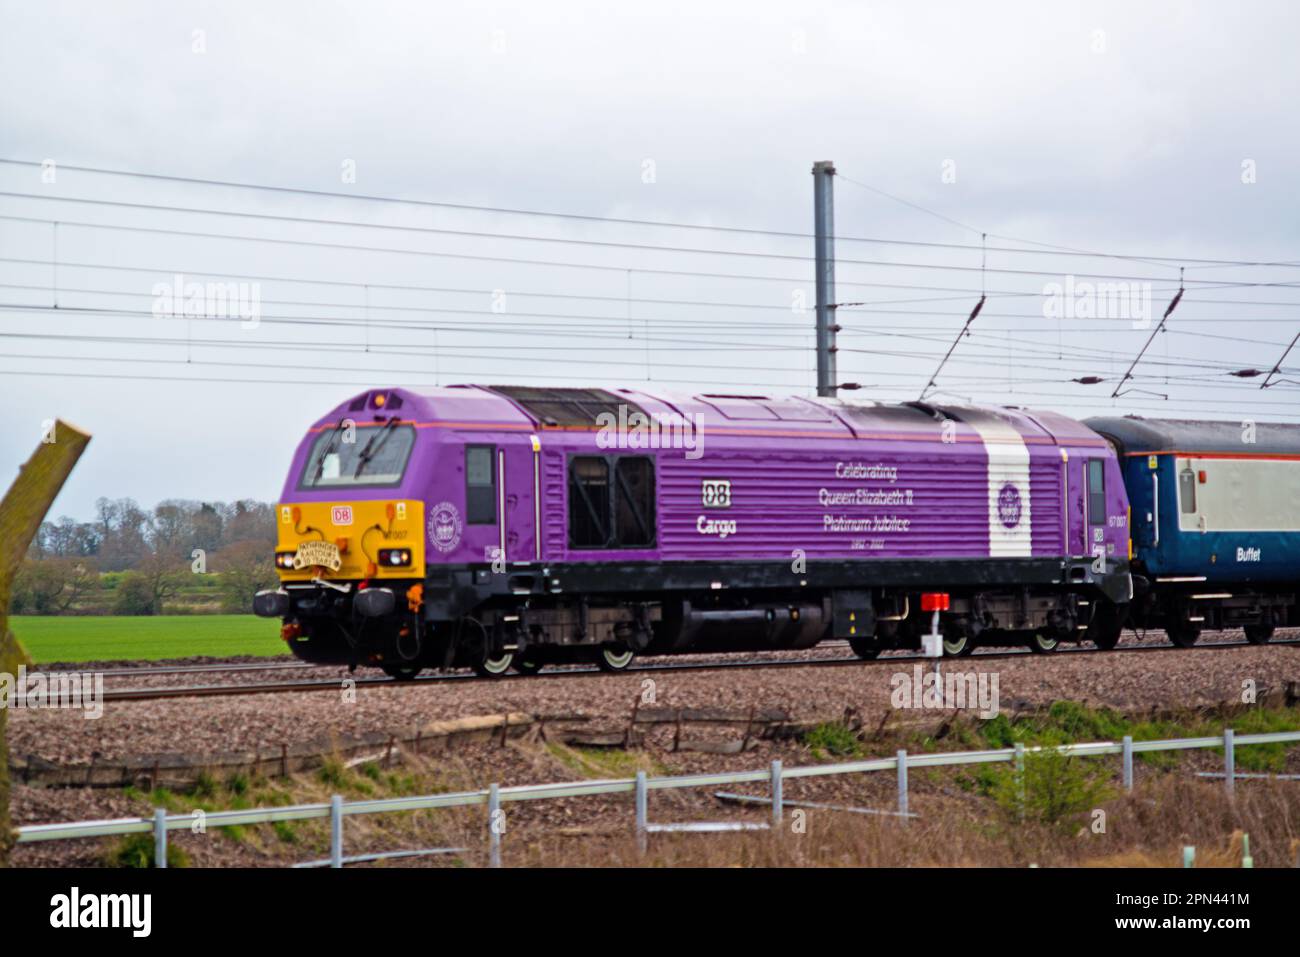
<box><xmin>465</xmin><ymin>445</ymin><xmax>496</xmax><ymax>524</ymax></box>
<box><xmin>1087</xmin><ymin>458</ymin><xmax>1106</xmax><ymax>525</ymax></box>
<box><xmin>1178</xmin><ymin>466</ymin><xmax>1197</xmax><ymax>514</ymax></box>
<box><xmin>569</xmin><ymin>456</ymin><xmax>610</xmax><ymax>547</ymax></box>
<box><xmin>614</xmin><ymin>456</ymin><xmax>655</xmax><ymax>547</ymax></box>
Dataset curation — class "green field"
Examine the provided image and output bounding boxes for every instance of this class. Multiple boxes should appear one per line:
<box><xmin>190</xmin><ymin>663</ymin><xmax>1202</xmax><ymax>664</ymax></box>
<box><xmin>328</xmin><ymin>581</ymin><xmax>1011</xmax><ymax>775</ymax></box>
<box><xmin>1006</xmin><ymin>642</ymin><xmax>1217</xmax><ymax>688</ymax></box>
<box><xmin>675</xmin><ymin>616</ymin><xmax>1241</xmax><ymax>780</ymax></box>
<box><xmin>8</xmin><ymin>615</ymin><xmax>288</xmax><ymax>664</ymax></box>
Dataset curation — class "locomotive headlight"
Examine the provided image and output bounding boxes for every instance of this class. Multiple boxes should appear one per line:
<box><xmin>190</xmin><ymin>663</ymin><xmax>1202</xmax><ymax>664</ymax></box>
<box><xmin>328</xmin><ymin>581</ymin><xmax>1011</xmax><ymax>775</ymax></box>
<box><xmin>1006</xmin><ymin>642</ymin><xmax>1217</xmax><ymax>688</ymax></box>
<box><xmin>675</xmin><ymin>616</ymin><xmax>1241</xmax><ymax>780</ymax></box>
<box><xmin>275</xmin><ymin>551</ymin><xmax>296</xmax><ymax>569</ymax></box>
<box><xmin>378</xmin><ymin>548</ymin><xmax>411</xmax><ymax>567</ymax></box>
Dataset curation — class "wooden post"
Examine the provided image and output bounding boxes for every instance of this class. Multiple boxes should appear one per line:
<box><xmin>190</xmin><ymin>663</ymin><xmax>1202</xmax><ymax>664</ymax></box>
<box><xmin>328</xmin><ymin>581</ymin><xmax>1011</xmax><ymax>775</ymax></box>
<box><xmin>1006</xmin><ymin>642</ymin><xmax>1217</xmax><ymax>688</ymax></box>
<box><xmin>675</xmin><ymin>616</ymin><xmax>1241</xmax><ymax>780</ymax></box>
<box><xmin>0</xmin><ymin>420</ymin><xmax>91</xmax><ymax>866</ymax></box>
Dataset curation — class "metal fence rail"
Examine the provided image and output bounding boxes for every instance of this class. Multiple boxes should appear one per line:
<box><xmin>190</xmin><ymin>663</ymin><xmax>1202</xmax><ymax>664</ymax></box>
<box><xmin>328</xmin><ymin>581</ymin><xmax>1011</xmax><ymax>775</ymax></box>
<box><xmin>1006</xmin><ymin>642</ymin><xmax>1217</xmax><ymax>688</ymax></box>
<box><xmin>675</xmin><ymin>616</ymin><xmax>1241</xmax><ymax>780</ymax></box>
<box><xmin>13</xmin><ymin>728</ymin><xmax>1299</xmax><ymax>867</ymax></box>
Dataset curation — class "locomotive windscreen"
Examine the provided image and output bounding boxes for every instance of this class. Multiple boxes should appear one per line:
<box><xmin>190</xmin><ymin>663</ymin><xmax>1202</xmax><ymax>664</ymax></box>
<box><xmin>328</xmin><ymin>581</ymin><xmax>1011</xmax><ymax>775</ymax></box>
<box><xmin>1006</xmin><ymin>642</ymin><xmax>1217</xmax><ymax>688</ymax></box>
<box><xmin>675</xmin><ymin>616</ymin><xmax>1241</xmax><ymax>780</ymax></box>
<box><xmin>298</xmin><ymin>421</ymin><xmax>416</xmax><ymax>489</ymax></box>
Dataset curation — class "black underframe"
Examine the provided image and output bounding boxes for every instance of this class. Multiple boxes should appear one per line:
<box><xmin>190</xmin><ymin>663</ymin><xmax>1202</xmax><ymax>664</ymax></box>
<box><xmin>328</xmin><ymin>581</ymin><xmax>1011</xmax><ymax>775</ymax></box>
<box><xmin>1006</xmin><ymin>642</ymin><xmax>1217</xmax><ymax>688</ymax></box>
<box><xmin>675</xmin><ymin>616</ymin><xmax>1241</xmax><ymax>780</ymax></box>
<box><xmin>418</xmin><ymin>556</ymin><xmax>1134</xmax><ymax>621</ymax></box>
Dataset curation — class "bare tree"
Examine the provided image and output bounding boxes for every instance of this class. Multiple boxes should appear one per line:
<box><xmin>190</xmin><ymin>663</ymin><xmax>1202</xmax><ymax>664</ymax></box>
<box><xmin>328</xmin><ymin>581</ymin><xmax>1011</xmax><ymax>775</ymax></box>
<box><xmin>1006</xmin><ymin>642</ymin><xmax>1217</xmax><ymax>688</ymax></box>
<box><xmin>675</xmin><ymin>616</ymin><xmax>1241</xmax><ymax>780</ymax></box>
<box><xmin>214</xmin><ymin>539</ymin><xmax>276</xmax><ymax>614</ymax></box>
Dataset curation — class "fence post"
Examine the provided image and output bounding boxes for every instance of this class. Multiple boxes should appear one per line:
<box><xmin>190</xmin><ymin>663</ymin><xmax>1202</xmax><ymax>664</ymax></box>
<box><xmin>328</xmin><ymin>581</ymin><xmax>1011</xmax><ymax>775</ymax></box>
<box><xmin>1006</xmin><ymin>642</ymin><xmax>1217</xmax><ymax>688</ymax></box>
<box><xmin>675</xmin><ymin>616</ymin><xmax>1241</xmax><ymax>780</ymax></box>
<box><xmin>329</xmin><ymin>794</ymin><xmax>343</xmax><ymax>869</ymax></box>
<box><xmin>487</xmin><ymin>783</ymin><xmax>501</xmax><ymax>869</ymax></box>
<box><xmin>896</xmin><ymin>750</ymin><xmax>908</xmax><ymax>818</ymax></box>
<box><xmin>1122</xmin><ymin>735</ymin><xmax>1133</xmax><ymax>792</ymax></box>
<box><xmin>1014</xmin><ymin>742</ymin><xmax>1026</xmax><ymax>819</ymax></box>
<box><xmin>1223</xmin><ymin>728</ymin><xmax>1235</xmax><ymax>797</ymax></box>
<box><xmin>635</xmin><ymin>770</ymin><xmax>647</xmax><ymax>855</ymax></box>
<box><xmin>153</xmin><ymin>808</ymin><xmax>167</xmax><ymax>869</ymax></box>
<box><xmin>1241</xmin><ymin>833</ymin><xmax>1253</xmax><ymax>869</ymax></box>
<box><xmin>770</xmin><ymin>760</ymin><xmax>783</xmax><ymax>828</ymax></box>
<box><xmin>1183</xmin><ymin>845</ymin><xmax>1195</xmax><ymax>868</ymax></box>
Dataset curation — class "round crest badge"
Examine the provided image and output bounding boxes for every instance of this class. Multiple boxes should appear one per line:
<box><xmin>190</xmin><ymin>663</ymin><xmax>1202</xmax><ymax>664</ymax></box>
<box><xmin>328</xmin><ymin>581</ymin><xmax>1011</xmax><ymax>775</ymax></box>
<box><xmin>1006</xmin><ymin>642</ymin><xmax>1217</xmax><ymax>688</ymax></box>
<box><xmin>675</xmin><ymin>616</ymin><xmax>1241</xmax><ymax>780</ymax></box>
<box><xmin>997</xmin><ymin>483</ymin><xmax>1022</xmax><ymax>529</ymax></box>
<box><xmin>427</xmin><ymin>501</ymin><xmax>463</xmax><ymax>553</ymax></box>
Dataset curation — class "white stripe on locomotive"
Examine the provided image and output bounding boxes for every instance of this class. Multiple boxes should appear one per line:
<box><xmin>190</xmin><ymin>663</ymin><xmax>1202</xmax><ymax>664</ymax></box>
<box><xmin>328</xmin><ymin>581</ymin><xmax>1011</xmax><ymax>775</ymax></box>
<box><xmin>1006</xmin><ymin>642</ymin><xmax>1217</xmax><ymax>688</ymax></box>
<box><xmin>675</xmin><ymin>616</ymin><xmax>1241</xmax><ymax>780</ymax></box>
<box><xmin>968</xmin><ymin>418</ymin><xmax>1033</xmax><ymax>557</ymax></box>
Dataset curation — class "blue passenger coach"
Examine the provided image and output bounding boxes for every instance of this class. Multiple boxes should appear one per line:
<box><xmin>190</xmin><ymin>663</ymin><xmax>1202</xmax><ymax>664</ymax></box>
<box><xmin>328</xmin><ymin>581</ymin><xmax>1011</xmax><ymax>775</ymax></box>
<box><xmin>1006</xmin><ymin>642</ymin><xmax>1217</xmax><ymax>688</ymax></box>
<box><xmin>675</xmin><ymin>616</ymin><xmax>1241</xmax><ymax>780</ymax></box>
<box><xmin>1085</xmin><ymin>416</ymin><xmax>1300</xmax><ymax>646</ymax></box>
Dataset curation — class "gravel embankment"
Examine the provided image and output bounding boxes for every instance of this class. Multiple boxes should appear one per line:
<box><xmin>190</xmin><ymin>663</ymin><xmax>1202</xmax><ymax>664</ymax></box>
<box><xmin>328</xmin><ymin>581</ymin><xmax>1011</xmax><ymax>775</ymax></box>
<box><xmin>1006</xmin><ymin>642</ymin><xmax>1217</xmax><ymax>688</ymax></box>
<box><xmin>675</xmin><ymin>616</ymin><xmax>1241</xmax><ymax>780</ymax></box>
<box><xmin>10</xmin><ymin>631</ymin><xmax>1297</xmax><ymax>766</ymax></box>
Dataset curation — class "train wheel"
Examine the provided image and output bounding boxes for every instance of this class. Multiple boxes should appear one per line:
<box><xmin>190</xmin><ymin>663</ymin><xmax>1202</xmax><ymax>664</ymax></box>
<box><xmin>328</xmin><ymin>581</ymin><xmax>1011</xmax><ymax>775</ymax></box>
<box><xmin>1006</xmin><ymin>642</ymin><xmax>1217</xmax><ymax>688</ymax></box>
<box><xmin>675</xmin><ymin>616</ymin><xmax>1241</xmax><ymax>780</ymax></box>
<box><xmin>1166</xmin><ymin>624</ymin><xmax>1201</xmax><ymax>648</ymax></box>
<box><xmin>943</xmin><ymin>633</ymin><xmax>974</xmax><ymax>657</ymax></box>
<box><xmin>381</xmin><ymin>663</ymin><xmax>422</xmax><ymax>680</ymax></box>
<box><xmin>1244</xmin><ymin>625</ymin><xmax>1275</xmax><ymax>645</ymax></box>
<box><xmin>1029</xmin><ymin>631</ymin><xmax>1059</xmax><ymax>654</ymax></box>
<box><xmin>595</xmin><ymin>644</ymin><xmax>635</xmax><ymax>672</ymax></box>
<box><xmin>1086</xmin><ymin>601</ymin><xmax>1125</xmax><ymax>651</ymax></box>
<box><xmin>473</xmin><ymin>650</ymin><xmax>514</xmax><ymax>677</ymax></box>
<box><xmin>848</xmin><ymin>634</ymin><xmax>881</xmax><ymax>659</ymax></box>
<box><xmin>512</xmin><ymin>656</ymin><xmax>545</xmax><ymax>674</ymax></box>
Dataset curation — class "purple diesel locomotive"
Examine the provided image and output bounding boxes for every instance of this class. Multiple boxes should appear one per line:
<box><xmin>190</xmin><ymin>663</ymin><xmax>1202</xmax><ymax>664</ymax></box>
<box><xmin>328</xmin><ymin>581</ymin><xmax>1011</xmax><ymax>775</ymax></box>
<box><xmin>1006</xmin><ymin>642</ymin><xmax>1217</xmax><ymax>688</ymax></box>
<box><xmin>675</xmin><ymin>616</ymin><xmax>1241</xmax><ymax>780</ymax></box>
<box><xmin>253</xmin><ymin>385</ymin><xmax>1135</xmax><ymax>677</ymax></box>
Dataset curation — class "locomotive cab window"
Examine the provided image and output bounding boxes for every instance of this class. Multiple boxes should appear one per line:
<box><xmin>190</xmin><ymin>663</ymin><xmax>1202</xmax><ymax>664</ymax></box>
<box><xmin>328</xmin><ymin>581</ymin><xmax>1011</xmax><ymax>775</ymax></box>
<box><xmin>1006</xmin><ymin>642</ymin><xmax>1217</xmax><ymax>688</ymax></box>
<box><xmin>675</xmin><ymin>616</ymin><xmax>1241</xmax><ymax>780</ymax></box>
<box><xmin>465</xmin><ymin>445</ymin><xmax>497</xmax><ymax>524</ymax></box>
<box><xmin>568</xmin><ymin>454</ymin><xmax>656</xmax><ymax>548</ymax></box>
<box><xmin>1087</xmin><ymin>458</ymin><xmax>1106</xmax><ymax>525</ymax></box>
<box><xmin>299</xmin><ymin>422</ymin><xmax>416</xmax><ymax>489</ymax></box>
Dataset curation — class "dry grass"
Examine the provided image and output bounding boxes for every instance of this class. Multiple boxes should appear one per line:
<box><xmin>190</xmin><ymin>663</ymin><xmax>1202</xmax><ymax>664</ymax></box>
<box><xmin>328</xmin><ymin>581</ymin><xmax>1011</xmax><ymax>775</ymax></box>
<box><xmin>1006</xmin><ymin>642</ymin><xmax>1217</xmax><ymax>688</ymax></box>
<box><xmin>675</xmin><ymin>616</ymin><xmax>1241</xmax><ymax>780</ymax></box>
<box><xmin>25</xmin><ymin>698</ymin><xmax>1299</xmax><ymax>869</ymax></box>
<box><xmin>505</xmin><ymin>775</ymin><xmax>1300</xmax><ymax>868</ymax></box>
<box><xmin>113</xmin><ymin>741</ymin><xmax>1300</xmax><ymax>869</ymax></box>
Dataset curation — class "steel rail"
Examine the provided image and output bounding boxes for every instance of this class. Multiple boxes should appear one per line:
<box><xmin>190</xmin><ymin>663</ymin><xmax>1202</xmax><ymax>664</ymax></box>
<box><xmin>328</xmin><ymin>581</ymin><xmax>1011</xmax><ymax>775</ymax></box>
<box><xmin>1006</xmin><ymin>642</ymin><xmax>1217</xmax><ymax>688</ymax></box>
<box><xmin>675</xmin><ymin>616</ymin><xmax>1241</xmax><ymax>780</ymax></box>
<box><xmin>91</xmin><ymin>637</ymin><xmax>1298</xmax><ymax>703</ymax></box>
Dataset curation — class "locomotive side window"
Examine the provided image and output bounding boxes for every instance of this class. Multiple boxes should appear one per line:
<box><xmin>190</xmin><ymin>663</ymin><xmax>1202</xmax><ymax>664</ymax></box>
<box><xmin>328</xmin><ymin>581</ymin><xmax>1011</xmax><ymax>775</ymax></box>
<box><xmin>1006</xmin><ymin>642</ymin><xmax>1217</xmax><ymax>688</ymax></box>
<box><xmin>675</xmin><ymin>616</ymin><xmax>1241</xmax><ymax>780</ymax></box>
<box><xmin>569</xmin><ymin>456</ymin><xmax>610</xmax><ymax>547</ymax></box>
<box><xmin>465</xmin><ymin>445</ymin><xmax>497</xmax><ymax>524</ymax></box>
<box><xmin>614</xmin><ymin>457</ymin><xmax>655</xmax><ymax>547</ymax></box>
<box><xmin>568</xmin><ymin>455</ymin><xmax>656</xmax><ymax>548</ymax></box>
<box><xmin>1087</xmin><ymin>458</ymin><xmax>1105</xmax><ymax>525</ymax></box>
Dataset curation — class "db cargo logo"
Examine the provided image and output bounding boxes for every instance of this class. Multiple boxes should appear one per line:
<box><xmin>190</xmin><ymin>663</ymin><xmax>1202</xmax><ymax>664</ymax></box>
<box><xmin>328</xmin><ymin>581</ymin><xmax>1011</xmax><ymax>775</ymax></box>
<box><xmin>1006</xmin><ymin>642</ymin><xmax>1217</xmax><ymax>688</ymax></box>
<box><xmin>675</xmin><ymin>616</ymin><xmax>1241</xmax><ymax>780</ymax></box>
<box><xmin>330</xmin><ymin>505</ymin><xmax>353</xmax><ymax>526</ymax></box>
<box><xmin>701</xmin><ymin>479</ymin><xmax>731</xmax><ymax>508</ymax></box>
<box><xmin>697</xmin><ymin>515</ymin><xmax>738</xmax><ymax>539</ymax></box>
<box><xmin>428</xmin><ymin>501</ymin><xmax>463</xmax><ymax>553</ymax></box>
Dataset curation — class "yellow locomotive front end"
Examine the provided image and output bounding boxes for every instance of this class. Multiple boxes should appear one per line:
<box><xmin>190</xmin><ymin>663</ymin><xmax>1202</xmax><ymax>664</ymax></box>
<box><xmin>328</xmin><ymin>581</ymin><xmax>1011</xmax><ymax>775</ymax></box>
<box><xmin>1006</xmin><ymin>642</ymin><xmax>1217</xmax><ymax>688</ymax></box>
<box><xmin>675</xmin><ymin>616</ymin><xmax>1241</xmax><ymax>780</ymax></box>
<box><xmin>271</xmin><ymin>499</ymin><xmax>425</xmax><ymax>585</ymax></box>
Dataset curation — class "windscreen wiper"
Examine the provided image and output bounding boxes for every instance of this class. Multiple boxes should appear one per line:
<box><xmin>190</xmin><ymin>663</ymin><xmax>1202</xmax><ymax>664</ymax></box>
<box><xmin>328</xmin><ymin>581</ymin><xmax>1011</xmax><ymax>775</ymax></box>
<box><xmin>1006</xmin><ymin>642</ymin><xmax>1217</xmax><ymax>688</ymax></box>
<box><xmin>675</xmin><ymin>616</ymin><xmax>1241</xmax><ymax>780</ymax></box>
<box><xmin>353</xmin><ymin>417</ymin><xmax>400</xmax><ymax>478</ymax></box>
<box><xmin>310</xmin><ymin>419</ymin><xmax>348</xmax><ymax>484</ymax></box>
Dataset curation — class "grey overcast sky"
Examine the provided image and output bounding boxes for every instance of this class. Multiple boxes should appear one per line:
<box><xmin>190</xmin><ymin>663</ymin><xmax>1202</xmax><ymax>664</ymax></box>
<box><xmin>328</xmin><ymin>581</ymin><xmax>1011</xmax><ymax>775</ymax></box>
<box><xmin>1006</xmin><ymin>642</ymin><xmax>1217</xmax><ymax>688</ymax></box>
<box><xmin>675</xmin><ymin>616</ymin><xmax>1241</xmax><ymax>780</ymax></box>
<box><xmin>1</xmin><ymin>0</ymin><xmax>1297</xmax><ymax>520</ymax></box>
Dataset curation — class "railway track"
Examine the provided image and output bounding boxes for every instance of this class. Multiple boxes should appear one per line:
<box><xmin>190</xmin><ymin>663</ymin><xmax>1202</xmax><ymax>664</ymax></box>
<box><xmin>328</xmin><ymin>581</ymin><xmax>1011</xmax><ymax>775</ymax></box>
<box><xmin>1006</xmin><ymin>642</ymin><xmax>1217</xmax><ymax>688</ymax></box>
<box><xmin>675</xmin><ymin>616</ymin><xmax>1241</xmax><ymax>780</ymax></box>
<box><xmin>91</xmin><ymin>637</ymin><xmax>1298</xmax><ymax>703</ymax></box>
<box><xmin>47</xmin><ymin>640</ymin><xmax>852</xmax><ymax>679</ymax></box>
<box><xmin>48</xmin><ymin>659</ymin><xmax>318</xmax><ymax>680</ymax></box>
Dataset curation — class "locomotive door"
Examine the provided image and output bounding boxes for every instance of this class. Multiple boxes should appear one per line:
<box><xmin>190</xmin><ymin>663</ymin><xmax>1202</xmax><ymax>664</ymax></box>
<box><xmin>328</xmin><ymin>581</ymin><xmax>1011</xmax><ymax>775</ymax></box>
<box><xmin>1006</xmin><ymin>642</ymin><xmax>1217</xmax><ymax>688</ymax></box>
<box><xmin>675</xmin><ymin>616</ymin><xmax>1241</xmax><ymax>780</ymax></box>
<box><xmin>497</xmin><ymin>436</ymin><xmax>542</xmax><ymax>564</ymax></box>
<box><xmin>1066</xmin><ymin>456</ymin><xmax>1087</xmax><ymax>557</ymax></box>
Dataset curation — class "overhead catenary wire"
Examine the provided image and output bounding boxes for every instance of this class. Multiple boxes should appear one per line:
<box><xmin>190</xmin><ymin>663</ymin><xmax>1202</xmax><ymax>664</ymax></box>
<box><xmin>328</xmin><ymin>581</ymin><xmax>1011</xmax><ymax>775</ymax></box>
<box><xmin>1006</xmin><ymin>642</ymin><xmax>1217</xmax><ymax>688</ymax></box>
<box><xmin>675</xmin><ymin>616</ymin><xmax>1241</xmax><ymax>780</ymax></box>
<box><xmin>5</xmin><ymin>156</ymin><xmax>1299</xmax><ymax>269</ymax></box>
<box><xmin>1260</xmin><ymin>327</ymin><xmax>1300</xmax><ymax>389</ymax></box>
<box><xmin>1</xmin><ymin>158</ymin><xmax>1296</xmax><ymax>424</ymax></box>
<box><xmin>4</xmin><ymin>252</ymin><xmax>1298</xmax><ymax>314</ymax></box>
<box><xmin>8</xmin><ymin>298</ymin><xmax>1292</xmax><ymax>378</ymax></box>
<box><xmin>918</xmin><ymin>234</ymin><xmax>988</xmax><ymax>400</ymax></box>
<box><xmin>1110</xmin><ymin>268</ymin><xmax>1186</xmax><ymax>398</ymax></box>
<box><xmin>5</xmin><ymin>209</ymin><xmax>1300</xmax><ymax>291</ymax></box>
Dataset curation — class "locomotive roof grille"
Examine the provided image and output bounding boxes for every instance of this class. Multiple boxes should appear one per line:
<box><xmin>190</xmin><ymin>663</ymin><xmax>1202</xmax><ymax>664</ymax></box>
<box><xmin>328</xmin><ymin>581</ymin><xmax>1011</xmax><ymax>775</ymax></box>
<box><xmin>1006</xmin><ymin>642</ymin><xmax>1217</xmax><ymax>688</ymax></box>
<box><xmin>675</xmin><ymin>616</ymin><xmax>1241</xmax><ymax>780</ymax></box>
<box><xmin>487</xmin><ymin>385</ymin><xmax>646</xmax><ymax>428</ymax></box>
